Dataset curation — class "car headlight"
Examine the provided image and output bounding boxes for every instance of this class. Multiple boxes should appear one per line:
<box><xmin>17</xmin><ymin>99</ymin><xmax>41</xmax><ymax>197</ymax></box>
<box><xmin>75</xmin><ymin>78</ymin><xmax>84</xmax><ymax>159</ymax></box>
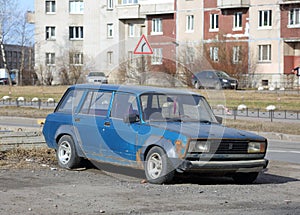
<box><xmin>222</xmin><ymin>79</ymin><xmax>228</xmax><ymax>83</ymax></box>
<box><xmin>248</xmin><ymin>142</ymin><xmax>266</xmax><ymax>153</ymax></box>
<box><xmin>188</xmin><ymin>141</ymin><xmax>210</xmax><ymax>153</ymax></box>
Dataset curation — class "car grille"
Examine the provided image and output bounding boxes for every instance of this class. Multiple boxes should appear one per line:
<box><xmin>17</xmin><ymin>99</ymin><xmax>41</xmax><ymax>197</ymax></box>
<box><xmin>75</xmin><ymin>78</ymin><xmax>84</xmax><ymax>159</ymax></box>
<box><xmin>210</xmin><ymin>140</ymin><xmax>248</xmax><ymax>154</ymax></box>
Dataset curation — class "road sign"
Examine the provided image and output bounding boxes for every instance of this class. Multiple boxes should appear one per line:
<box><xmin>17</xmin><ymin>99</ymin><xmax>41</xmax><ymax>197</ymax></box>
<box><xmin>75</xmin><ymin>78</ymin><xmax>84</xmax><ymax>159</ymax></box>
<box><xmin>134</xmin><ymin>34</ymin><xmax>153</xmax><ymax>55</ymax></box>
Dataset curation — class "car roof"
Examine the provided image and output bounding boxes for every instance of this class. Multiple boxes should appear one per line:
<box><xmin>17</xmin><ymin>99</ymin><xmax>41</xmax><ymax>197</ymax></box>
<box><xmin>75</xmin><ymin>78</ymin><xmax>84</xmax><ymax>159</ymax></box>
<box><xmin>69</xmin><ymin>84</ymin><xmax>202</xmax><ymax>97</ymax></box>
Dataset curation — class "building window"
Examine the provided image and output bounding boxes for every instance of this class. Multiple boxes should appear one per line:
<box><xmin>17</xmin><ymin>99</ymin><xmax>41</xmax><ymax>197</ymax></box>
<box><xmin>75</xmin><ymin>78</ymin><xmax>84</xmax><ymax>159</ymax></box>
<box><xmin>232</xmin><ymin>46</ymin><xmax>241</xmax><ymax>64</ymax></box>
<box><xmin>45</xmin><ymin>53</ymin><xmax>55</xmax><ymax>65</ymax></box>
<box><xmin>259</xmin><ymin>10</ymin><xmax>272</xmax><ymax>28</ymax></box>
<box><xmin>258</xmin><ymin>45</ymin><xmax>271</xmax><ymax>62</ymax></box>
<box><xmin>70</xmin><ymin>52</ymin><xmax>83</xmax><ymax>65</ymax></box>
<box><xmin>186</xmin><ymin>47</ymin><xmax>195</xmax><ymax>64</ymax></box>
<box><xmin>210</xmin><ymin>14</ymin><xmax>219</xmax><ymax>31</ymax></box>
<box><xmin>107</xmin><ymin>24</ymin><xmax>114</xmax><ymax>38</ymax></box>
<box><xmin>233</xmin><ymin>12</ymin><xmax>242</xmax><ymax>30</ymax></box>
<box><xmin>46</xmin><ymin>0</ymin><xmax>56</xmax><ymax>13</ymax></box>
<box><xmin>107</xmin><ymin>0</ymin><xmax>113</xmax><ymax>10</ymax></box>
<box><xmin>107</xmin><ymin>51</ymin><xmax>113</xmax><ymax>65</ymax></box>
<box><xmin>69</xmin><ymin>26</ymin><xmax>83</xmax><ymax>40</ymax></box>
<box><xmin>122</xmin><ymin>0</ymin><xmax>138</xmax><ymax>4</ymax></box>
<box><xmin>69</xmin><ymin>0</ymin><xmax>84</xmax><ymax>14</ymax></box>
<box><xmin>128</xmin><ymin>23</ymin><xmax>135</xmax><ymax>37</ymax></box>
<box><xmin>186</xmin><ymin>15</ymin><xmax>194</xmax><ymax>32</ymax></box>
<box><xmin>45</xmin><ymin>26</ymin><xmax>56</xmax><ymax>40</ymax></box>
<box><xmin>289</xmin><ymin>8</ymin><xmax>300</xmax><ymax>27</ymax></box>
<box><xmin>151</xmin><ymin>18</ymin><xmax>163</xmax><ymax>35</ymax></box>
<box><xmin>209</xmin><ymin>47</ymin><xmax>219</xmax><ymax>62</ymax></box>
<box><xmin>152</xmin><ymin>48</ymin><xmax>162</xmax><ymax>65</ymax></box>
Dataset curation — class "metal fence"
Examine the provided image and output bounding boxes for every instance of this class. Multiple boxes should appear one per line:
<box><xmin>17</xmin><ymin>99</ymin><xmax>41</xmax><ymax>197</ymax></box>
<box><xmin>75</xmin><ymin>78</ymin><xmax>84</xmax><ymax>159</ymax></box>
<box><xmin>213</xmin><ymin>108</ymin><xmax>300</xmax><ymax>122</ymax></box>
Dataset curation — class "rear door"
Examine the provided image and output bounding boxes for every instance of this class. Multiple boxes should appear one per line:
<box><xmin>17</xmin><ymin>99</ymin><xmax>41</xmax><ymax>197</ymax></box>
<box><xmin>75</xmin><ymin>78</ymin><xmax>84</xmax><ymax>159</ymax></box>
<box><xmin>74</xmin><ymin>90</ymin><xmax>113</xmax><ymax>158</ymax></box>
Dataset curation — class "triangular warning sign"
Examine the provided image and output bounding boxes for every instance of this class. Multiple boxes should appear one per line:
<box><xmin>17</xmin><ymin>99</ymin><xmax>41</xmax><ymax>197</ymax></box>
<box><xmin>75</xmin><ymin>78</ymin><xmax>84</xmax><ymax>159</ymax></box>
<box><xmin>134</xmin><ymin>34</ymin><xmax>153</xmax><ymax>55</ymax></box>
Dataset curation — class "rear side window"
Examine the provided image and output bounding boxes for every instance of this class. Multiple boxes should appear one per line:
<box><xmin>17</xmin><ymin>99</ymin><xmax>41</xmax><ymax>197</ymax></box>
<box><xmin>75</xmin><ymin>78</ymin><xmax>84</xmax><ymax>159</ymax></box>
<box><xmin>56</xmin><ymin>89</ymin><xmax>84</xmax><ymax>114</ymax></box>
<box><xmin>79</xmin><ymin>91</ymin><xmax>112</xmax><ymax>116</ymax></box>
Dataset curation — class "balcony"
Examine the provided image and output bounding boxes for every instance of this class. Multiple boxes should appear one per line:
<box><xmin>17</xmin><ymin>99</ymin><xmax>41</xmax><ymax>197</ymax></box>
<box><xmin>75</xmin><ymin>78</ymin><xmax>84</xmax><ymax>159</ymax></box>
<box><xmin>279</xmin><ymin>0</ymin><xmax>300</xmax><ymax>4</ymax></box>
<box><xmin>117</xmin><ymin>4</ymin><xmax>141</xmax><ymax>19</ymax></box>
<box><xmin>140</xmin><ymin>3</ymin><xmax>174</xmax><ymax>15</ymax></box>
<box><xmin>217</xmin><ymin>0</ymin><xmax>250</xmax><ymax>9</ymax></box>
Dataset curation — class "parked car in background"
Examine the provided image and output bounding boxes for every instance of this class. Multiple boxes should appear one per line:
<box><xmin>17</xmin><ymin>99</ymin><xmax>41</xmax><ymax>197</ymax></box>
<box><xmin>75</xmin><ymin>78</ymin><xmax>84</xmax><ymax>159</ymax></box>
<box><xmin>86</xmin><ymin>72</ymin><xmax>108</xmax><ymax>84</ymax></box>
<box><xmin>192</xmin><ymin>70</ymin><xmax>238</xmax><ymax>90</ymax></box>
<box><xmin>43</xmin><ymin>84</ymin><xmax>268</xmax><ymax>184</ymax></box>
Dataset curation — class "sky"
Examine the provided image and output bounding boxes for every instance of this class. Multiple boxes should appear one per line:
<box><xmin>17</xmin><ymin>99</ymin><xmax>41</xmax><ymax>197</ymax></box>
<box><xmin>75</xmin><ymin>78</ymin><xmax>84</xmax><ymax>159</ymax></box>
<box><xmin>19</xmin><ymin>0</ymin><xmax>34</xmax><ymax>11</ymax></box>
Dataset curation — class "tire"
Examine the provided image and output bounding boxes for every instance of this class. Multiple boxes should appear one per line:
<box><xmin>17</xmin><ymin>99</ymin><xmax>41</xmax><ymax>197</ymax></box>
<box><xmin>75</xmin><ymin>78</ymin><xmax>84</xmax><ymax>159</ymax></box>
<box><xmin>57</xmin><ymin>135</ymin><xmax>82</xmax><ymax>169</ymax></box>
<box><xmin>145</xmin><ymin>146</ymin><xmax>175</xmax><ymax>184</ymax></box>
<box><xmin>232</xmin><ymin>172</ymin><xmax>259</xmax><ymax>184</ymax></box>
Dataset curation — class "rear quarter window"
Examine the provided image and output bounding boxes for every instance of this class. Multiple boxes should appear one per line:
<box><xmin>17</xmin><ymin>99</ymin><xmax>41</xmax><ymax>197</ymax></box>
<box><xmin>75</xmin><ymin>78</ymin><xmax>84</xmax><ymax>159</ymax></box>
<box><xmin>56</xmin><ymin>89</ymin><xmax>84</xmax><ymax>114</ymax></box>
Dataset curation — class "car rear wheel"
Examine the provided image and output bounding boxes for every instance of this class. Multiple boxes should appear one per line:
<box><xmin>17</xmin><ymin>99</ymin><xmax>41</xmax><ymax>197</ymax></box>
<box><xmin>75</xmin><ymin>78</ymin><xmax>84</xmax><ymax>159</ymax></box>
<box><xmin>145</xmin><ymin>146</ymin><xmax>175</xmax><ymax>184</ymax></box>
<box><xmin>232</xmin><ymin>172</ymin><xmax>259</xmax><ymax>184</ymax></box>
<box><xmin>57</xmin><ymin>135</ymin><xmax>82</xmax><ymax>169</ymax></box>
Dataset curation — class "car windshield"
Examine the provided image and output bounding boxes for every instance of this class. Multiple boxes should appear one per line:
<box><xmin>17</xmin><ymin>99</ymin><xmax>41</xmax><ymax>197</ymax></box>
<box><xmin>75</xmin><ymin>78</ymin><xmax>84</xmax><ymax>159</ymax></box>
<box><xmin>216</xmin><ymin>71</ymin><xmax>230</xmax><ymax>78</ymax></box>
<box><xmin>88</xmin><ymin>72</ymin><xmax>105</xmax><ymax>77</ymax></box>
<box><xmin>140</xmin><ymin>93</ymin><xmax>217</xmax><ymax>123</ymax></box>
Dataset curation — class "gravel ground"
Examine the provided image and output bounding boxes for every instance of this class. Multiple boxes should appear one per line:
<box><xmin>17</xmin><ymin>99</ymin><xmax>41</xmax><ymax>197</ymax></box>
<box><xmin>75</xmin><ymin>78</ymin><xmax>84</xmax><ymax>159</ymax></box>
<box><xmin>0</xmin><ymin>155</ymin><xmax>300</xmax><ymax>215</ymax></box>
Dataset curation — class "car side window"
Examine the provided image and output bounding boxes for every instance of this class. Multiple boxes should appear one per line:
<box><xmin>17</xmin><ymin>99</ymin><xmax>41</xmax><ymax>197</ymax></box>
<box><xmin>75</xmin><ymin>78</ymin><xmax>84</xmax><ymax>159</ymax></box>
<box><xmin>110</xmin><ymin>93</ymin><xmax>139</xmax><ymax>119</ymax></box>
<box><xmin>79</xmin><ymin>91</ymin><xmax>112</xmax><ymax>116</ymax></box>
<box><xmin>56</xmin><ymin>89</ymin><xmax>84</xmax><ymax>114</ymax></box>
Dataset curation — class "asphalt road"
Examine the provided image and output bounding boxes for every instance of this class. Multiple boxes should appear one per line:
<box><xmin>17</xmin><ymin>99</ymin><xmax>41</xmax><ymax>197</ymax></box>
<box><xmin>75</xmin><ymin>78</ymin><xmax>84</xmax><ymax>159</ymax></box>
<box><xmin>267</xmin><ymin>140</ymin><xmax>300</xmax><ymax>164</ymax></box>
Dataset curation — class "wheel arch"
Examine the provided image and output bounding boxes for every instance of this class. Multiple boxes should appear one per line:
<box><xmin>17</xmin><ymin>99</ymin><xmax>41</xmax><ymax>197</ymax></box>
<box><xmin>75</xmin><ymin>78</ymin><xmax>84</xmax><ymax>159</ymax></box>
<box><xmin>54</xmin><ymin>125</ymin><xmax>85</xmax><ymax>158</ymax></box>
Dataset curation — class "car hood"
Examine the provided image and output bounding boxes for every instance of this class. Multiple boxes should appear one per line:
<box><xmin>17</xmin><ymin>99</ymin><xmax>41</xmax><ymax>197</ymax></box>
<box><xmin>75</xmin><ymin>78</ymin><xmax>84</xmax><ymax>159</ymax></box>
<box><xmin>149</xmin><ymin>121</ymin><xmax>265</xmax><ymax>141</ymax></box>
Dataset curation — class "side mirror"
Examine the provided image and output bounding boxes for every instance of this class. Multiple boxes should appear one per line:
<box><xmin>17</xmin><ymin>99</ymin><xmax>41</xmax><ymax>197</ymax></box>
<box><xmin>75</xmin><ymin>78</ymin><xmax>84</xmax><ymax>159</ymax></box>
<box><xmin>215</xmin><ymin>116</ymin><xmax>223</xmax><ymax>124</ymax></box>
<box><xmin>123</xmin><ymin>113</ymin><xmax>140</xmax><ymax>124</ymax></box>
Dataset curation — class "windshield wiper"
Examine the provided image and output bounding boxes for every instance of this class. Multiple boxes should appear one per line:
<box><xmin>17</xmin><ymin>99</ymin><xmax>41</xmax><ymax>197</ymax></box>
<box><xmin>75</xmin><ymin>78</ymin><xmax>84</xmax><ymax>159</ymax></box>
<box><xmin>199</xmin><ymin>120</ymin><xmax>212</xmax><ymax>124</ymax></box>
<box><xmin>165</xmin><ymin>117</ymin><xmax>182</xmax><ymax>122</ymax></box>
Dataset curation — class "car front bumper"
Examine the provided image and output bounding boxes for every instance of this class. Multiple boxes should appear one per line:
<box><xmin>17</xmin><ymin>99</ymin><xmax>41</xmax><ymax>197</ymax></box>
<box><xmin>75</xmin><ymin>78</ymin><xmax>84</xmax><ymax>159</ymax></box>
<box><xmin>177</xmin><ymin>159</ymin><xmax>268</xmax><ymax>173</ymax></box>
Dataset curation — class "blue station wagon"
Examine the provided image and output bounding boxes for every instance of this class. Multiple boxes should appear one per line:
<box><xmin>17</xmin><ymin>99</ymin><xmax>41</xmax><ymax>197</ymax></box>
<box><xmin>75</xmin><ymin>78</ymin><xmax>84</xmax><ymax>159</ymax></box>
<box><xmin>43</xmin><ymin>84</ymin><xmax>268</xmax><ymax>184</ymax></box>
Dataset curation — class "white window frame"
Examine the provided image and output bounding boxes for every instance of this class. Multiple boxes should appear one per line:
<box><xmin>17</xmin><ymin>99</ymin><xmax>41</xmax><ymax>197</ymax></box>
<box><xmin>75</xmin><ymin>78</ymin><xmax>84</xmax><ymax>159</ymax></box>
<box><xmin>122</xmin><ymin>0</ymin><xmax>138</xmax><ymax>5</ymax></box>
<box><xmin>151</xmin><ymin>18</ymin><xmax>163</xmax><ymax>35</ymax></box>
<box><xmin>45</xmin><ymin>52</ymin><xmax>55</xmax><ymax>65</ymax></box>
<box><xmin>128</xmin><ymin>23</ymin><xmax>135</xmax><ymax>37</ymax></box>
<box><xmin>152</xmin><ymin>48</ymin><xmax>163</xmax><ymax>65</ymax></box>
<box><xmin>107</xmin><ymin>0</ymin><xmax>114</xmax><ymax>10</ymax></box>
<box><xmin>258</xmin><ymin>44</ymin><xmax>271</xmax><ymax>62</ymax></box>
<box><xmin>69</xmin><ymin>0</ymin><xmax>84</xmax><ymax>14</ymax></box>
<box><xmin>210</xmin><ymin>14</ymin><xmax>219</xmax><ymax>32</ymax></box>
<box><xmin>45</xmin><ymin>26</ymin><xmax>56</xmax><ymax>40</ymax></box>
<box><xmin>209</xmin><ymin>47</ymin><xmax>219</xmax><ymax>62</ymax></box>
<box><xmin>69</xmin><ymin>26</ymin><xmax>84</xmax><ymax>40</ymax></box>
<box><xmin>70</xmin><ymin>52</ymin><xmax>84</xmax><ymax>65</ymax></box>
<box><xmin>289</xmin><ymin>8</ymin><xmax>300</xmax><ymax>28</ymax></box>
<box><xmin>232</xmin><ymin>46</ymin><xmax>241</xmax><ymax>64</ymax></box>
<box><xmin>46</xmin><ymin>0</ymin><xmax>56</xmax><ymax>13</ymax></box>
<box><xmin>186</xmin><ymin>47</ymin><xmax>195</xmax><ymax>64</ymax></box>
<box><xmin>233</xmin><ymin>12</ymin><xmax>242</xmax><ymax>30</ymax></box>
<box><xmin>107</xmin><ymin>51</ymin><xmax>113</xmax><ymax>65</ymax></box>
<box><xmin>258</xmin><ymin>10</ymin><xmax>272</xmax><ymax>29</ymax></box>
<box><xmin>186</xmin><ymin>15</ymin><xmax>194</xmax><ymax>32</ymax></box>
<box><xmin>107</xmin><ymin>23</ymin><xmax>114</xmax><ymax>38</ymax></box>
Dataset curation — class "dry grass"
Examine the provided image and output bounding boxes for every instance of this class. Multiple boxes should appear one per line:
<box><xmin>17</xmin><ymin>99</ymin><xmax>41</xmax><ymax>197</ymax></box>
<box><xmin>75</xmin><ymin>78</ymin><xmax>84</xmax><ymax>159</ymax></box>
<box><xmin>0</xmin><ymin>147</ymin><xmax>56</xmax><ymax>169</ymax></box>
<box><xmin>0</xmin><ymin>106</ymin><xmax>53</xmax><ymax>118</ymax></box>
<box><xmin>224</xmin><ymin>119</ymin><xmax>300</xmax><ymax>135</ymax></box>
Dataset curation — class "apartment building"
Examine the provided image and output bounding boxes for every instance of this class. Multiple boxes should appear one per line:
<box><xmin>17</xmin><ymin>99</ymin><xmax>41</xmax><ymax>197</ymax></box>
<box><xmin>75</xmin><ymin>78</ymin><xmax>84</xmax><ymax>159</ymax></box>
<box><xmin>33</xmin><ymin>0</ymin><xmax>300</xmax><ymax>87</ymax></box>
<box><xmin>34</xmin><ymin>0</ymin><xmax>176</xmax><ymax>85</ymax></box>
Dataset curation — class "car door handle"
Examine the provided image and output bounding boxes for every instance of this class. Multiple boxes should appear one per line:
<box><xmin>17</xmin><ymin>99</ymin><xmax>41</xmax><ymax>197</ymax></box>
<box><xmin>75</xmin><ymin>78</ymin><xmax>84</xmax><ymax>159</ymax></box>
<box><xmin>104</xmin><ymin>121</ymin><xmax>110</xmax><ymax>127</ymax></box>
<box><xmin>75</xmin><ymin>118</ymin><xmax>80</xmax><ymax>122</ymax></box>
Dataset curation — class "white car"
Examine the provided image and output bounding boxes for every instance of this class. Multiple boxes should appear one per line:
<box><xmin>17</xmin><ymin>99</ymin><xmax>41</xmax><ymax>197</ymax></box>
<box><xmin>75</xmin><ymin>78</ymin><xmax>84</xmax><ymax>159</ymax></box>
<box><xmin>86</xmin><ymin>72</ymin><xmax>108</xmax><ymax>84</ymax></box>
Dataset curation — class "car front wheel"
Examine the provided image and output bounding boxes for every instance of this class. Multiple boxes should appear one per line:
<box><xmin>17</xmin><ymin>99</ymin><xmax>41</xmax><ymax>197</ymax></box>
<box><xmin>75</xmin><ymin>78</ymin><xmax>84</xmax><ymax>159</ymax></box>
<box><xmin>57</xmin><ymin>135</ymin><xmax>82</xmax><ymax>169</ymax></box>
<box><xmin>145</xmin><ymin>146</ymin><xmax>175</xmax><ymax>184</ymax></box>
